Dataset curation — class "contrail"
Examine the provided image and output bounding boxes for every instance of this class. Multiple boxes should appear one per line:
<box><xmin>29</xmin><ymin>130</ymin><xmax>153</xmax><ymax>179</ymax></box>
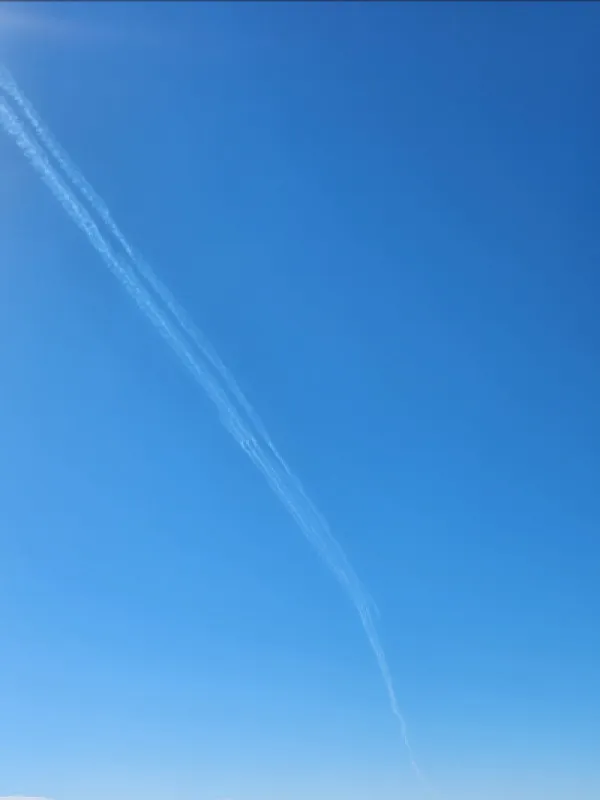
<box><xmin>0</xmin><ymin>69</ymin><xmax>435</xmax><ymax>793</ymax></box>
<box><xmin>0</xmin><ymin>64</ymin><xmax>383</xmax><ymax>617</ymax></box>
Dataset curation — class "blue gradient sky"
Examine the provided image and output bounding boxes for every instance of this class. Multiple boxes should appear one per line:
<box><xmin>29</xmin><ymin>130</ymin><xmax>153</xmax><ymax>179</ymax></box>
<box><xmin>1</xmin><ymin>3</ymin><xmax>599</xmax><ymax>799</ymax></box>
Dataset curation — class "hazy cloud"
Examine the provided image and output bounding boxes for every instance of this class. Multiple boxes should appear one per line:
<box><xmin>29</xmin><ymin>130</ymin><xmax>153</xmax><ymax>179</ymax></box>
<box><xmin>0</xmin><ymin>796</ymin><xmax>53</xmax><ymax>800</ymax></box>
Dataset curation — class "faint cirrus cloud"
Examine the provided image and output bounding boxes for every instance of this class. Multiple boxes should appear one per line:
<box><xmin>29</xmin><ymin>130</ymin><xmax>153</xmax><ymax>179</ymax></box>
<box><xmin>0</xmin><ymin>4</ymin><xmax>272</xmax><ymax>64</ymax></box>
<box><xmin>0</xmin><ymin>4</ymin><xmax>160</xmax><ymax>46</ymax></box>
<box><xmin>0</xmin><ymin>796</ymin><xmax>53</xmax><ymax>800</ymax></box>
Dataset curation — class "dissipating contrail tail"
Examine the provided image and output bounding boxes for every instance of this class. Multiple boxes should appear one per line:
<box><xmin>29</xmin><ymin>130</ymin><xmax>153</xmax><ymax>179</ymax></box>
<box><xmin>0</xmin><ymin>67</ymin><xmax>437</xmax><ymax>796</ymax></box>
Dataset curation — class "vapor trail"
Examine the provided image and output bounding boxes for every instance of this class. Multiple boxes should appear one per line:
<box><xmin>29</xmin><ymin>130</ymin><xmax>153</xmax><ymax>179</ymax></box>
<box><xmin>0</xmin><ymin>70</ymin><xmax>435</xmax><ymax>793</ymax></box>
<box><xmin>0</xmin><ymin>64</ymin><xmax>382</xmax><ymax>616</ymax></box>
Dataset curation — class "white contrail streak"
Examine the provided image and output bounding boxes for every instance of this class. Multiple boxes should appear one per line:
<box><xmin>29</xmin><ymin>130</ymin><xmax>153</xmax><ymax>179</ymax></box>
<box><xmin>0</xmin><ymin>68</ymin><xmax>435</xmax><ymax>793</ymax></box>
<box><xmin>0</xmin><ymin>64</ymin><xmax>382</xmax><ymax>617</ymax></box>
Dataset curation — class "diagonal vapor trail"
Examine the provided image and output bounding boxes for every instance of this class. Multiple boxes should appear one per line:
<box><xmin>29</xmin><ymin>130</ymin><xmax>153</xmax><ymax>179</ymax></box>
<box><xmin>0</xmin><ymin>68</ymin><xmax>436</xmax><ymax>794</ymax></box>
<box><xmin>0</xmin><ymin>63</ymin><xmax>382</xmax><ymax>617</ymax></box>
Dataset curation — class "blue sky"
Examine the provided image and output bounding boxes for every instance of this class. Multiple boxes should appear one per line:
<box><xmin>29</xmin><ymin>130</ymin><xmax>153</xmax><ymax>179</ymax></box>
<box><xmin>1</xmin><ymin>3</ymin><xmax>599</xmax><ymax>799</ymax></box>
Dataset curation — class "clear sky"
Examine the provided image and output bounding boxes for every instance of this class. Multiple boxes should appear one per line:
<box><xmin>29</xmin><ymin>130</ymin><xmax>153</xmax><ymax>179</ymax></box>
<box><xmin>1</xmin><ymin>3</ymin><xmax>599</xmax><ymax>800</ymax></box>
